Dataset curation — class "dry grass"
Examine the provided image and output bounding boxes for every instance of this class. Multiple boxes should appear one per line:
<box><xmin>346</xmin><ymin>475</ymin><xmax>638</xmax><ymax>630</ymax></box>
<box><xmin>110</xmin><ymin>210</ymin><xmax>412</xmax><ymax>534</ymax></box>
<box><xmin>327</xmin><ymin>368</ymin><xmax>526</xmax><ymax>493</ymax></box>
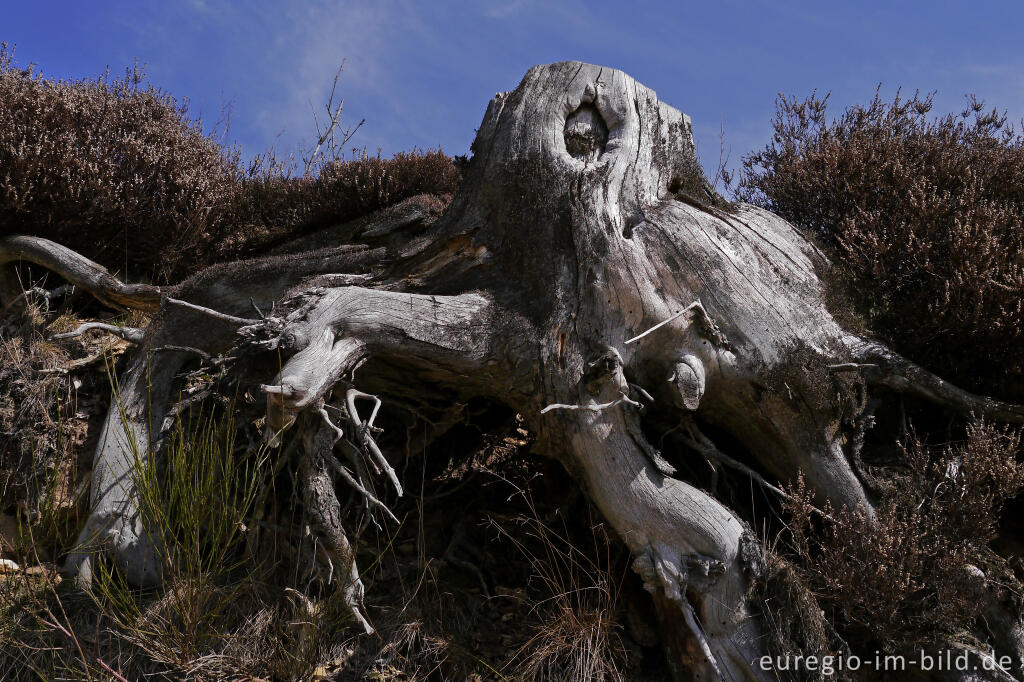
<box><xmin>494</xmin><ymin>487</ymin><xmax>627</xmax><ymax>682</ymax></box>
<box><xmin>0</xmin><ymin>393</ymin><xmax>367</xmax><ymax>681</ymax></box>
<box><xmin>0</xmin><ymin>338</ymin><xmax>650</xmax><ymax>680</ymax></box>
<box><xmin>0</xmin><ymin>298</ymin><xmax>97</xmax><ymax>565</ymax></box>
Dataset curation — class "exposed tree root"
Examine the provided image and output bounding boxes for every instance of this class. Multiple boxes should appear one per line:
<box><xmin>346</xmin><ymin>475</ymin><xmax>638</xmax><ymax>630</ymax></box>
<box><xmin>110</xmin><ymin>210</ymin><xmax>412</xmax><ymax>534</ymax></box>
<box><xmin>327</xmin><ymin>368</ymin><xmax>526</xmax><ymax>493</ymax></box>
<box><xmin>299</xmin><ymin>424</ymin><xmax>374</xmax><ymax>634</ymax></box>
<box><xmin>845</xmin><ymin>340</ymin><xmax>1024</xmax><ymax>423</ymax></box>
<box><xmin>51</xmin><ymin>322</ymin><xmax>145</xmax><ymax>344</ymax></box>
<box><xmin>1</xmin><ymin>235</ymin><xmax>163</xmax><ymax>311</ymax></box>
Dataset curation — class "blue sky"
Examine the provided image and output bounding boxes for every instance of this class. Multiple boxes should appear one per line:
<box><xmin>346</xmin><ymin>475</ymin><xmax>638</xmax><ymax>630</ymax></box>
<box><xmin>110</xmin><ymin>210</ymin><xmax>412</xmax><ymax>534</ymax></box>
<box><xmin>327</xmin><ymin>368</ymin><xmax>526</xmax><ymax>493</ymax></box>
<box><xmin>5</xmin><ymin>1</ymin><xmax>1023</xmax><ymax>179</ymax></box>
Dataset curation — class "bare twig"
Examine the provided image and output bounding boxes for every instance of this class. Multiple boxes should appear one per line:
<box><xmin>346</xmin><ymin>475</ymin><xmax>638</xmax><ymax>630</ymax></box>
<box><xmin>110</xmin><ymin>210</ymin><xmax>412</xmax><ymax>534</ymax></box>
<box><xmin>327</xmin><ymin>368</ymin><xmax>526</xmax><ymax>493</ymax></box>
<box><xmin>625</xmin><ymin>301</ymin><xmax>702</xmax><ymax>344</ymax></box>
<box><xmin>680</xmin><ymin>419</ymin><xmax>838</xmax><ymax>522</ymax></box>
<box><xmin>96</xmin><ymin>657</ymin><xmax>131</xmax><ymax>682</ymax></box>
<box><xmin>680</xmin><ymin>420</ymin><xmax>787</xmax><ymax>498</ymax></box>
<box><xmin>324</xmin><ymin>452</ymin><xmax>399</xmax><ymax>525</ymax></box>
<box><xmin>541</xmin><ymin>392</ymin><xmax>641</xmax><ymax>415</ymax></box>
<box><xmin>711</xmin><ymin>120</ymin><xmax>732</xmax><ymax>194</ymax></box>
<box><xmin>164</xmin><ymin>296</ymin><xmax>257</xmax><ymax>326</ymax></box>
<box><xmin>682</xmin><ymin>599</ymin><xmax>722</xmax><ymax>678</ymax></box>
<box><xmin>346</xmin><ymin>389</ymin><xmax>402</xmax><ymax>496</ymax></box>
<box><xmin>160</xmin><ymin>388</ymin><xmax>216</xmax><ymax>434</ymax></box>
<box><xmin>303</xmin><ymin>62</ymin><xmax>365</xmax><ymax>177</ymax></box>
<box><xmin>52</xmin><ymin>322</ymin><xmax>144</xmax><ymax>343</ymax></box>
<box><xmin>318</xmin><ymin>404</ymin><xmax>345</xmax><ymax>444</ymax></box>
<box><xmin>624</xmin><ymin>409</ymin><xmax>676</xmax><ymax>476</ymax></box>
<box><xmin>629</xmin><ymin>383</ymin><xmax>655</xmax><ymax>405</ymax></box>
<box><xmin>250</xmin><ymin>297</ymin><xmax>267</xmax><ymax>320</ymax></box>
<box><xmin>151</xmin><ymin>345</ymin><xmax>217</xmax><ymax>362</ymax></box>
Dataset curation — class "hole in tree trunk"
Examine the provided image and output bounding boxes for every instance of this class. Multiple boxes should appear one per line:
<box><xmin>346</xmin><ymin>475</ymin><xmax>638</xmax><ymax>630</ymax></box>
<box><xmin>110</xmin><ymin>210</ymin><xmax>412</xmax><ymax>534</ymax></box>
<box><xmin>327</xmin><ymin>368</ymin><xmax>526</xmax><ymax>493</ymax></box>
<box><xmin>564</xmin><ymin>104</ymin><xmax>608</xmax><ymax>163</ymax></box>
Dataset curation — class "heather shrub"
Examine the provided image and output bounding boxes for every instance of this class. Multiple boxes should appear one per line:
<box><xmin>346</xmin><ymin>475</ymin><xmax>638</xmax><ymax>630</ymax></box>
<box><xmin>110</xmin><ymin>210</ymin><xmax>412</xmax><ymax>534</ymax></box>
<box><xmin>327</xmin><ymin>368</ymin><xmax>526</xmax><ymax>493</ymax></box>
<box><xmin>0</xmin><ymin>44</ymin><xmax>240</xmax><ymax>281</ymax></box>
<box><xmin>736</xmin><ymin>89</ymin><xmax>1024</xmax><ymax>400</ymax></box>
<box><xmin>224</xmin><ymin>149</ymin><xmax>461</xmax><ymax>259</ymax></box>
<box><xmin>0</xmin><ymin>44</ymin><xmax>461</xmax><ymax>280</ymax></box>
<box><xmin>784</xmin><ymin>421</ymin><xmax>1024</xmax><ymax>648</ymax></box>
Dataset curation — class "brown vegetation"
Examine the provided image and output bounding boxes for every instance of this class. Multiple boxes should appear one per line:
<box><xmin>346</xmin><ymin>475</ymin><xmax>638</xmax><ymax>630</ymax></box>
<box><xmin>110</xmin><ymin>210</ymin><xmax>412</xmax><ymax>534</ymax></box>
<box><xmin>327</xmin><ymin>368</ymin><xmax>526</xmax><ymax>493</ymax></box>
<box><xmin>784</xmin><ymin>421</ymin><xmax>1024</xmax><ymax>649</ymax></box>
<box><xmin>0</xmin><ymin>54</ymin><xmax>663</xmax><ymax>681</ymax></box>
<box><xmin>0</xmin><ymin>44</ymin><xmax>239</xmax><ymax>281</ymax></box>
<box><xmin>0</xmin><ymin>44</ymin><xmax>460</xmax><ymax>281</ymax></box>
<box><xmin>736</xmin><ymin>89</ymin><xmax>1024</xmax><ymax>401</ymax></box>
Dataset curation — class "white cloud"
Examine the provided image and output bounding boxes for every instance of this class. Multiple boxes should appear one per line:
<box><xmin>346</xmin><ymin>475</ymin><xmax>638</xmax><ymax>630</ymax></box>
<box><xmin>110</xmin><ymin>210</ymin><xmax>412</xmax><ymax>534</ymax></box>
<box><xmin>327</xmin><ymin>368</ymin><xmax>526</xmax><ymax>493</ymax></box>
<box><xmin>482</xmin><ymin>0</ymin><xmax>530</xmax><ymax>19</ymax></box>
<box><xmin>150</xmin><ymin>1</ymin><xmax>429</xmax><ymax>160</ymax></box>
<box><xmin>247</xmin><ymin>2</ymin><xmax>403</xmax><ymax>153</ymax></box>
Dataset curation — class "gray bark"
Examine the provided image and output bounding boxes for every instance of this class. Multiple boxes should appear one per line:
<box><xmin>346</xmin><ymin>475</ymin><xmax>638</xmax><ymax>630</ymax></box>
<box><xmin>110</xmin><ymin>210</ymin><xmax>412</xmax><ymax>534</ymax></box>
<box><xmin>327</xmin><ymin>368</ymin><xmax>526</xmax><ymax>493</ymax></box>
<box><xmin>4</xmin><ymin>61</ymin><xmax>1023</xmax><ymax>681</ymax></box>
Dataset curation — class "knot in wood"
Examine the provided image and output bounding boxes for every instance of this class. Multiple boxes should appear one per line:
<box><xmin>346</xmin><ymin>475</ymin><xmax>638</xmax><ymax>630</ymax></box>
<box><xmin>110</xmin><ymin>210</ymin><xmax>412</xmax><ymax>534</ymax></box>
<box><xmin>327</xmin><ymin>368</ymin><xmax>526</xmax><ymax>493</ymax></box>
<box><xmin>583</xmin><ymin>346</ymin><xmax>625</xmax><ymax>394</ymax></box>
<box><xmin>670</xmin><ymin>354</ymin><xmax>706</xmax><ymax>411</ymax></box>
<box><xmin>564</xmin><ymin>104</ymin><xmax>608</xmax><ymax>163</ymax></box>
<box><xmin>282</xmin><ymin>327</ymin><xmax>309</xmax><ymax>350</ymax></box>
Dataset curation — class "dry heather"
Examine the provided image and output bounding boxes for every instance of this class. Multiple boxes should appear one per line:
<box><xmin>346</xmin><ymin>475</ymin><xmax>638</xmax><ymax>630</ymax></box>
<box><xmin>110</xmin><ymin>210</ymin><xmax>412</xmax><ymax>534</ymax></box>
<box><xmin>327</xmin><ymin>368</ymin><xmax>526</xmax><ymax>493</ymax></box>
<box><xmin>736</xmin><ymin>89</ymin><xmax>1024</xmax><ymax>401</ymax></box>
<box><xmin>0</xmin><ymin>43</ymin><xmax>461</xmax><ymax>281</ymax></box>
<box><xmin>0</xmin><ymin>44</ymin><xmax>239</xmax><ymax>281</ymax></box>
<box><xmin>784</xmin><ymin>421</ymin><xmax>1024</xmax><ymax>650</ymax></box>
<box><xmin>226</xmin><ymin>149</ymin><xmax>461</xmax><ymax>260</ymax></box>
<box><xmin>0</xmin><ymin>295</ymin><xmax>139</xmax><ymax>562</ymax></box>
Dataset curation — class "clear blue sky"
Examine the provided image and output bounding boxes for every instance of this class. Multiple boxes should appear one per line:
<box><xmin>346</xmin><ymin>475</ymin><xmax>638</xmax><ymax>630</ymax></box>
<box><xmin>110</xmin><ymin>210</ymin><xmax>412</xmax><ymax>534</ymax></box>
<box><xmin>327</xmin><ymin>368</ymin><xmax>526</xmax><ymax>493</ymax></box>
<box><xmin>5</xmin><ymin>1</ymin><xmax>1023</xmax><ymax>179</ymax></box>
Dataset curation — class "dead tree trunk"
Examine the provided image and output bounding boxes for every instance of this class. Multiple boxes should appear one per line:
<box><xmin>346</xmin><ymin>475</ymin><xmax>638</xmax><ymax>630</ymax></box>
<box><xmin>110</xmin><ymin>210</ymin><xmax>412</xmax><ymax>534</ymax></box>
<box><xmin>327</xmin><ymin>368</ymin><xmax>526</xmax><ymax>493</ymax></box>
<box><xmin>5</xmin><ymin>61</ymin><xmax>1024</xmax><ymax>681</ymax></box>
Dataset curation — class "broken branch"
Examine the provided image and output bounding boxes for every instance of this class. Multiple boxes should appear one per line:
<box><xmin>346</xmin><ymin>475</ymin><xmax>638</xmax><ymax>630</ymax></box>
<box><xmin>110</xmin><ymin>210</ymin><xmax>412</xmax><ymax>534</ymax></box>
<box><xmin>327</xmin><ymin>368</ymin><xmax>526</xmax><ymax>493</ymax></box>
<box><xmin>0</xmin><ymin>235</ymin><xmax>162</xmax><ymax>311</ymax></box>
<box><xmin>346</xmin><ymin>389</ymin><xmax>402</xmax><ymax>496</ymax></box>
<box><xmin>540</xmin><ymin>392</ymin><xmax>641</xmax><ymax>415</ymax></box>
<box><xmin>164</xmin><ymin>296</ymin><xmax>258</xmax><ymax>326</ymax></box>
<box><xmin>625</xmin><ymin>301</ymin><xmax>702</xmax><ymax>344</ymax></box>
<box><xmin>52</xmin><ymin>322</ymin><xmax>145</xmax><ymax>344</ymax></box>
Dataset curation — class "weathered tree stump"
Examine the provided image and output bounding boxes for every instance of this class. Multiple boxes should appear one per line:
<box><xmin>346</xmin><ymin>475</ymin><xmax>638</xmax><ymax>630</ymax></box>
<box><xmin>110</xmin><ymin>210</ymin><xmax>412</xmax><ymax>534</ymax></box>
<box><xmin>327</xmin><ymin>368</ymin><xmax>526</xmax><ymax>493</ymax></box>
<box><xmin>4</xmin><ymin>61</ymin><xmax>1023</xmax><ymax>681</ymax></box>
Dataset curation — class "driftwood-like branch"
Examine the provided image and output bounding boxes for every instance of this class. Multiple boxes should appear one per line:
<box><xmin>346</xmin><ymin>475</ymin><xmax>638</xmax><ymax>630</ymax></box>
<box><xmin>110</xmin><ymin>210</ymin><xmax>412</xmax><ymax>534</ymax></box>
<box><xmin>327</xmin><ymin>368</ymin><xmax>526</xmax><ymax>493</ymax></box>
<box><xmin>300</xmin><ymin>427</ymin><xmax>374</xmax><ymax>633</ymax></box>
<box><xmin>52</xmin><ymin>322</ymin><xmax>145</xmax><ymax>344</ymax></box>
<box><xmin>0</xmin><ymin>235</ymin><xmax>162</xmax><ymax>311</ymax></box>
<box><xmin>345</xmin><ymin>389</ymin><xmax>402</xmax><ymax>496</ymax></box>
<box><xmin>164</xmin><ymin>297</ymin><xmax>258</xmax><ymax>326</ymax></box>
<box><xmin>40</xmin><ymin>61</ymin><xmax>1024</xmax><ymax>678</ymax></box>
